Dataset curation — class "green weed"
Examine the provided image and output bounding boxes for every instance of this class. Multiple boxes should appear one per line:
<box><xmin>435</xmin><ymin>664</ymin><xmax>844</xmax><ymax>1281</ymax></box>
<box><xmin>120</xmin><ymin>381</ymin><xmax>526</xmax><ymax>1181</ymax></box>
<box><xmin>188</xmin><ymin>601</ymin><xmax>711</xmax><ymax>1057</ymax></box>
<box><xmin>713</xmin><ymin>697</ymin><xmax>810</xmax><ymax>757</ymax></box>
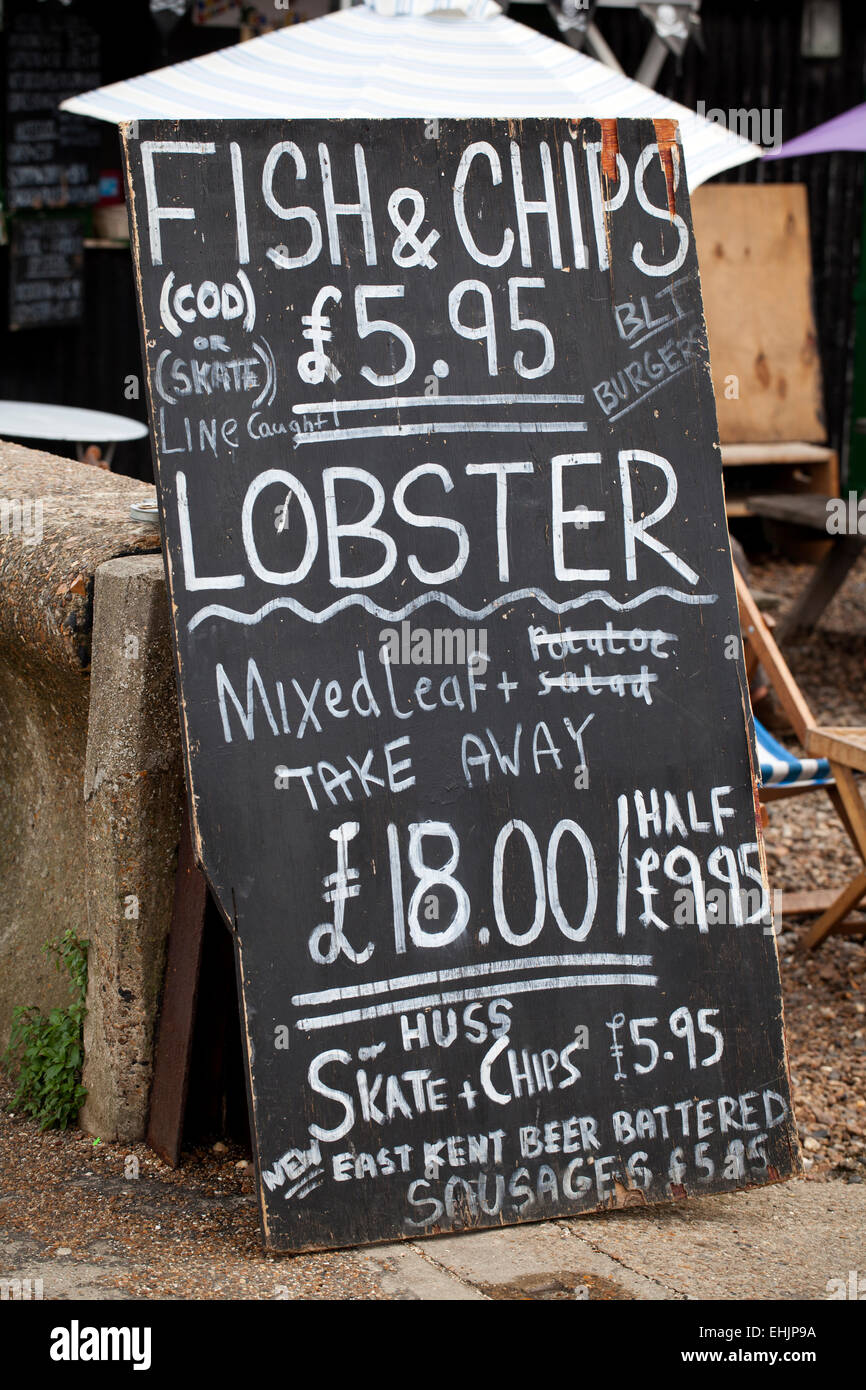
<box><xmin>4</xmin><ymin>930</ymin><xmax>88</xmax><ymax>1130</ymax></box>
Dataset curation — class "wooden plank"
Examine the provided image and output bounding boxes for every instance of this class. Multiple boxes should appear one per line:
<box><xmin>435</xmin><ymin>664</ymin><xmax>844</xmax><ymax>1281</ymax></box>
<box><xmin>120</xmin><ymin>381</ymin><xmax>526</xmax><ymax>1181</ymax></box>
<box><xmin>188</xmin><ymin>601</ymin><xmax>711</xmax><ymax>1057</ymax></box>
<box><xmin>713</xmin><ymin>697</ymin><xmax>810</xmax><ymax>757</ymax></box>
<box><xmin>721</xmin><ymin>444</ymin><xmax>834</xmax><ymax>466</ymax></box>
<box><xmin>806</xmin><ymin>728</ymin><xmax>866</xmax><ymax>775</ymax></box>
<box><xmin>807</xmin><ymin>448</ymin><xmax>840</xmax><ymax>499</ymax></box>
<box><xmin>123</xmin><ymin>117</ymin><xmax>801</xmax><ymax>1252</ymax></box>
<box><xmin>734</xmin><ymin>567</ymin><xmax>815</xmax><ymax>742</ymax></box>
<box><xmin>802</xmin><ymin>868</ymin><xmax>866</xmax><ymax>949</ymax></box>
<box><xmin>761</xmin><ymin>782</ymin><xmax>832</xmax><ymax>802</ymax></box>
<box><xmin>692</xmin><ymin>184</ymin><xmax>826</xmax><ymax>445</ymax></box>
<box><xmin>779</xmin><ymin>888</ymin><xmax>866</xmax><ymax>919</ymax></box>
<box><xmin>746</xmin><ymin>493</ymin><xmax>834</xmax><ymax>531</ymax></box>
<box><xmin>146</xmin><ymin>805</ymin><xmax>208</xmax><ymax>1168</ymax></box>
<box><xmin>827</xmin><ymin>783</ymin><xmax>860</xmax><ymax>851</ymax></box>
<box><xmin>825</xmin><ymin>763</ymin><xmax>866</xmax><ymax>860</ymax></box>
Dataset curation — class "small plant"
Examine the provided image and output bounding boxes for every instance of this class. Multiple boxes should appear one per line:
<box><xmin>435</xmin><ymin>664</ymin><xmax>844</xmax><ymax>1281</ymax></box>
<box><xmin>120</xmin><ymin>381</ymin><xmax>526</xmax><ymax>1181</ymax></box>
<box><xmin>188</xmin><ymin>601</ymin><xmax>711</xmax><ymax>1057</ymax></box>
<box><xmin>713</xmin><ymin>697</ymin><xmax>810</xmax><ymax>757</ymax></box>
<box><xmin>4</xmin><ymin>930</ymin><xmax>88</xmax><ymax>1130</ymax></box>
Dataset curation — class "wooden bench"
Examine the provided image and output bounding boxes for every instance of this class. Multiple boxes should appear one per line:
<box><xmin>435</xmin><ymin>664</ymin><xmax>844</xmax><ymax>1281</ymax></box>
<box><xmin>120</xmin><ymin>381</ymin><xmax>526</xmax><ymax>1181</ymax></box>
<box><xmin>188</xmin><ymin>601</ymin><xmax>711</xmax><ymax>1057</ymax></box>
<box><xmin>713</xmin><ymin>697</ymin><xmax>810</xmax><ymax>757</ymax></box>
<box><xmin>746</xmin><ymin>492</ymin><xmax>865</xmax><ymax>638</ymax></box>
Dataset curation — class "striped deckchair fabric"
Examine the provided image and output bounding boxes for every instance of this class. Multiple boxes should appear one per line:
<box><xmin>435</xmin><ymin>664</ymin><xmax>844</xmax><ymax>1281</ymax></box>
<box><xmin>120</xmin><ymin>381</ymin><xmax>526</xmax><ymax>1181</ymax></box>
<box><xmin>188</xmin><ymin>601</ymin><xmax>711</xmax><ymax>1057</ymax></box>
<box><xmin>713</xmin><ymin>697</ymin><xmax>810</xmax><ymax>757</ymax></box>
<box><xmin>754</xmin><ymin>716</ymin><xmax>832</xmax><ymax>790</ymax></box>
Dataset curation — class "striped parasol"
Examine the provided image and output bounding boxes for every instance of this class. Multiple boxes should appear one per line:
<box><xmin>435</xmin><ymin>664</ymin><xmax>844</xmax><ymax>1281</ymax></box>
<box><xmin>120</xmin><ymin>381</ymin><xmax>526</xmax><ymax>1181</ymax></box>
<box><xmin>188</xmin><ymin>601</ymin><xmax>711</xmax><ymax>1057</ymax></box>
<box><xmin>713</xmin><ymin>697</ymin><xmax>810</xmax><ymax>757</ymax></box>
<box><xmin>60</xmin><ymin>0</ymin><xmax>760</xmax><ymax>189</ymax></box>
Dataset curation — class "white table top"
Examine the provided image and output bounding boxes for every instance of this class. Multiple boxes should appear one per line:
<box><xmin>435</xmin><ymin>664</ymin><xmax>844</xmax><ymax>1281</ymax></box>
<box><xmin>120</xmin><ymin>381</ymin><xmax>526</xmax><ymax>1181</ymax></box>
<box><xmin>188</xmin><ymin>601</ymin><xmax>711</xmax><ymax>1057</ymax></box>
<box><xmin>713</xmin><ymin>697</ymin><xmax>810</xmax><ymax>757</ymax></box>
<box><xmin>0</xmin><ymin>401</ymin><xmax>149</xmax><ymax>444</ymax></box>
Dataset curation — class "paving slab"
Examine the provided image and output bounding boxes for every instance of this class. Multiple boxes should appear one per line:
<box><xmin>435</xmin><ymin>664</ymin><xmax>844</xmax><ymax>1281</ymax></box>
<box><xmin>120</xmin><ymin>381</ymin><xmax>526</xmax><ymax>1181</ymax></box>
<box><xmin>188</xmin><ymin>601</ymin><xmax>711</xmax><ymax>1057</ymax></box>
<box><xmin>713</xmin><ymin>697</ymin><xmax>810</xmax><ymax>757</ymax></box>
<box><xmin>0</xmin><ymin>1232</ymin><xmax>128</xmax><ymax>1301</ymax></box>
<box><xmin>561</xmin><ymin>1178</ymin><xmax>866</xmax><ymax>1300</ymax></box>
<box><xmin>352</xmin><ymin>1244</ymin><xmax>488</xmax><ymax>1300</ymax></box>
<box><xmin>405</xmin><ymin>1223</ymin><xmax>670</xmax><ymax>1300</ymax></box>
<box><xmin>351</xmin><ymin>1177</ymin><xmax>866</xmax><ymax>1301</ymax></box>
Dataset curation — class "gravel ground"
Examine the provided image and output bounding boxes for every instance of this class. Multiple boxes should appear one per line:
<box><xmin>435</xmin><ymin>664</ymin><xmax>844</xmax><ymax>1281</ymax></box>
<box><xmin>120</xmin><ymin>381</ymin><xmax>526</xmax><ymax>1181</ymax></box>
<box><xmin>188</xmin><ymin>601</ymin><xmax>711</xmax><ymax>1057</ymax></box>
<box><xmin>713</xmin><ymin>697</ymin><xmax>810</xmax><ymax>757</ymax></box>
<box><xmin>0</xmin><ymin>552</ymin><xmax>863</xmax><ymax>1298</ymax></box>
<box><xmin>0</xmin><ymin>1074</ymin><xmax>383</xmax><ymax>1299</ymax></box>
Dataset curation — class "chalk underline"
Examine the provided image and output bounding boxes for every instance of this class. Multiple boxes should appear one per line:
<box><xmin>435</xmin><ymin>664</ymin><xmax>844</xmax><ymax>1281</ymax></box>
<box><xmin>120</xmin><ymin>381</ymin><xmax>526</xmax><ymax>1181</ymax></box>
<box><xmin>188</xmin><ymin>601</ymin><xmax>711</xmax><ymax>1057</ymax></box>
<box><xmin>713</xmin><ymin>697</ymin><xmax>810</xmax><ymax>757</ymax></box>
<box><xmin>293</xmin><ymin>393</ymin><xmax>586</xmax><ymax>414</ymax></box>
<box><xmin>187</xmin><ymin>586</ymin><xmax>719</xmax><ymax>632</ymax></box>
<box><xmin>294</xmin><ymin>420</ymin><xmax>588</xmax><ymax>445</ymax></box>
<box><xmin>621</xmin><ymin>306</ymin><xmax>698</xmax><ymax>354</ymax></box>
<box><xmin>604</xmin><ymin>362</ymin><xmax>694</xmax><ymax>424</ymax></box>
<box><xmin>292</xmin><ymin>952</ymin><xmax>654</xmax><ymax>1009</ymax></box>
<box><xmin>294</xmin><ymin>972</ymin><xmax>659</xmax><ymax>1032</ymax></box>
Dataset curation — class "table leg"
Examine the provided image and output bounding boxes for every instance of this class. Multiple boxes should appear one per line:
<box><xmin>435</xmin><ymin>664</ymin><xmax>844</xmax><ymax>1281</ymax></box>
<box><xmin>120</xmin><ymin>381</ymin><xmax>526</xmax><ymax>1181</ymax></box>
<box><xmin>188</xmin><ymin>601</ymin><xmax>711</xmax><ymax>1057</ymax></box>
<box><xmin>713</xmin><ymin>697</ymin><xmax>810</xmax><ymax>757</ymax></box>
<box><xmin>802</xmin><ymin>866</ymin><xmax>866</xmax><ymax>949</ymax></box>
<box><xmin>779</xmin><ymin>535</ymin><xmax>862</xmax><ymax>640</ymax></box>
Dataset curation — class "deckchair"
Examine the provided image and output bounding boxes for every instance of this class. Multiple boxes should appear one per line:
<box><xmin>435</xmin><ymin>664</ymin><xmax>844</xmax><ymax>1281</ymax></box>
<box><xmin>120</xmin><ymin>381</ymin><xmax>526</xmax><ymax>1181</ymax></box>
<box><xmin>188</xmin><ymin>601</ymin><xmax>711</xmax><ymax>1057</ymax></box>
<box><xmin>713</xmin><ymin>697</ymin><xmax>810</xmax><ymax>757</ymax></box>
<box><xmin>754</xmin><ymin>717</ymin><xmax>832</xmax><ymax>797</ymax></box>
<box><xmin>735</xmin><ymin>566</ymin><xmax>866</xmax><ymax>946</ymax></box>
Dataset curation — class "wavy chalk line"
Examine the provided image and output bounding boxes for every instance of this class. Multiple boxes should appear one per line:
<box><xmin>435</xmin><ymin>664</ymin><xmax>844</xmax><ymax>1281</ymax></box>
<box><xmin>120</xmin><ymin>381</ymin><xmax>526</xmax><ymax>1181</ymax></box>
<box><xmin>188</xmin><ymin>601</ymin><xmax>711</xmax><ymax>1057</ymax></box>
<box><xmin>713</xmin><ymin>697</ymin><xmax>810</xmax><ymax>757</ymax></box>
<box><xmin>187</xmin><ymin>586</ymin><xmax>719</xmax><ymax>632</ymax></box>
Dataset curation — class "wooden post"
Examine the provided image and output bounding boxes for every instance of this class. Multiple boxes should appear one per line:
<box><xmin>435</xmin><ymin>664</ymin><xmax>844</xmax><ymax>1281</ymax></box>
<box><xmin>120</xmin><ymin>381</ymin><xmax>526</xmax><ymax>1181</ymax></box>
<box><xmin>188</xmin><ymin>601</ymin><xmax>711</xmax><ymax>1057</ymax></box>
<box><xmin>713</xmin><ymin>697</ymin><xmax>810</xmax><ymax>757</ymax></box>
<box><xmin>146</xmin><ymin>805</ymin><xmax>208</xmax><ymax>1167</ymax></box>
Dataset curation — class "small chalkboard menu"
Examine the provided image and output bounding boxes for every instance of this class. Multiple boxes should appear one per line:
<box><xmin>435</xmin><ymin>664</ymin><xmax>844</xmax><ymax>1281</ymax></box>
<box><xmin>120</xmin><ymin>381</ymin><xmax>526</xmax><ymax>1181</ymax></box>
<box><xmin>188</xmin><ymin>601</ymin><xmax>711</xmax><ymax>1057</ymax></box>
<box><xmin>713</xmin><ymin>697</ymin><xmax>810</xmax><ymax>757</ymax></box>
<box><xmin>9</xmin><ymin>213</ymin><xmax>85</xmax><ymax>330</ymax></box>
<box><xmin>4</xmin><ymin>3</ymin><xmax>101</xmax><ymax>213</ymax></box>
<box><xmin>122</xmin><ymin>118</ymin><xmax>800</xmax><ymax>1252</ymax></box>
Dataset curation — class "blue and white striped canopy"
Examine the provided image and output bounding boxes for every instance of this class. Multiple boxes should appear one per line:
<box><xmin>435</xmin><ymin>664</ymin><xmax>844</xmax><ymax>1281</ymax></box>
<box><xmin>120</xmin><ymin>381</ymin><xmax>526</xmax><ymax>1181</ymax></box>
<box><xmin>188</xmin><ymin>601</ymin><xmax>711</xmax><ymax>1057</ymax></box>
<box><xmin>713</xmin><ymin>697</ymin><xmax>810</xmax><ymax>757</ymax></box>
<box><xmin>60</xmin><ymin>0</ymin><xmax>760</xmax><ymax>188</ymax></box>
<box><xmin>754</xmin><ymin>717</ymin><xmax>831</xmax><ymax>790</ymax></box>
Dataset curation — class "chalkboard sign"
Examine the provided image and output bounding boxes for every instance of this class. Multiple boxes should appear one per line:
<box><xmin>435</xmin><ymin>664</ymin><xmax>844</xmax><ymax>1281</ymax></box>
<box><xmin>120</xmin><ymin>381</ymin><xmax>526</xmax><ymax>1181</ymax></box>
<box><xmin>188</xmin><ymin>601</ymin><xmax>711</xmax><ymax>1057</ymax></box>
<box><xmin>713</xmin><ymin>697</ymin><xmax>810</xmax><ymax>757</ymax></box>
<box><xmin>4</xmin><ymin>3</ymin><xmax>101</xmax><ymax>213</ymax></box>
<box><xmin>9</xmin><ymin>213</ymin><xmax>85</xmax><ymax>330</ymax></box>
<box><xmin>122</xmin><ymin>118</ymin><xmax>800</xmax><ymax>1252</ymax></box>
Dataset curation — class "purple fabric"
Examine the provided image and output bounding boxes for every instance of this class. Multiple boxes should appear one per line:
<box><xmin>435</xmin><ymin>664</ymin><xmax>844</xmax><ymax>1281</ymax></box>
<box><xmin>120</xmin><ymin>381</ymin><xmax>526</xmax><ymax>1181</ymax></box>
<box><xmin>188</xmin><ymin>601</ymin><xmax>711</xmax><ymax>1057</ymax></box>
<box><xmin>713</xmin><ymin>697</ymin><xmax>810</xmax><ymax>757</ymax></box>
<box><xmin>764</xmin><ymin>101</ymin><xmax>866</xmax><ymax>159</ymax></box>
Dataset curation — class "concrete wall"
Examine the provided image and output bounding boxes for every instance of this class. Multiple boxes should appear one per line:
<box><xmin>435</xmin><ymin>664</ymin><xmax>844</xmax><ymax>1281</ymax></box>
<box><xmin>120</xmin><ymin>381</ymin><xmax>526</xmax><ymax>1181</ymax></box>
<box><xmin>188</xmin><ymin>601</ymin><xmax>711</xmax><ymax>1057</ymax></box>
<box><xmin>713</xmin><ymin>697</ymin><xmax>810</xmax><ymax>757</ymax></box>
<box><xmin>0</xmin><ymin>443</ymin><xmax>183</xmax><ymax>1141</ymax></box>
<box><xmin>0</xmin><ymin>651</ymin><xmax>91</xmax><ymax>1039</ymax></box>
